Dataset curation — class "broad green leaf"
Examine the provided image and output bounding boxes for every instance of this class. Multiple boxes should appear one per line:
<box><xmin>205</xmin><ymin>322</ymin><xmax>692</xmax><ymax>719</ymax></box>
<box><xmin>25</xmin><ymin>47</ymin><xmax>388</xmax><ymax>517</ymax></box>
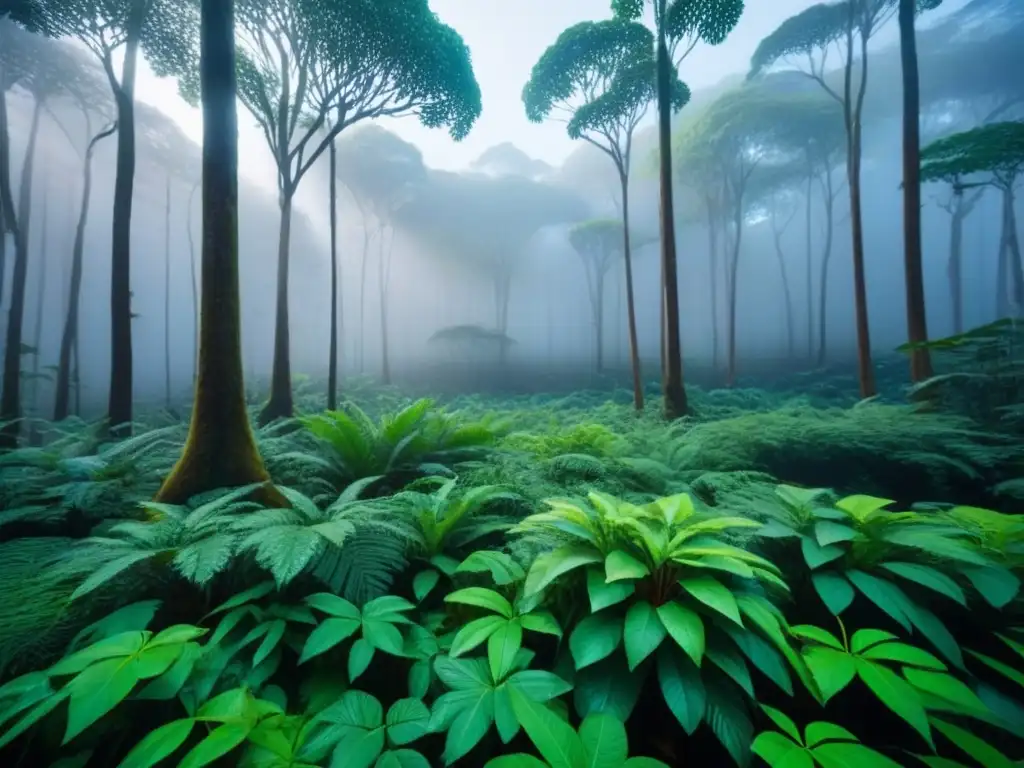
<box><xmin>451</xmin><ymin>616</ymin><xmax>507</xmax><ymax>657</ymax></box>
<box><xmin>656</xmin><ymin>602</ymin><xmax>704</xmax><ymax>667</ymax></box>
<box><xmin>860</xmin><ymin>642</ymin><xmax>945</xmax><ymax>670</ymax></box>
<box><xmin>149</xmin><ymin>626</ymin><xmax>207</xmax><ymax>647</ymax></box>
<box><xmin>879</xmin><ymin>563</ymin><xmax>966</xmax><ymax>606</ymax></box>
<box><xmin>703</xmin><ymin>676</ymin><xmax>754</xmax><ymax>765</ymax></box>
<box><xmin>524</xmin><ymin>546</ymin><xmax>603</xmax><ymax>597</ymax></box>
<box><xmin>332</xmin><ymin>727</ymin><xmax>387</xmax><ymax>768</ymax></box>
<box><xmin>178</xmin><ymin>721</ymin><xmax>252</xmax><ymax>768</ymax></box>
<box><xmin>70</xmin><ymin>552</ymin><xmax>156</xmax><ymax>602</ymax></box>
<box><xmin>446</xmin><ymin>588</ymin><xmax>514</xmax><ymax>618</ymax></box>
<box><xmin>902</xmin><ymin>669</ymin><xmax>987</xmax><ymax>712</ymax></box>
<box><xmin>253</xmin><ymin>620</ymin><xmax>287</xmax><ymax>667</ymax></box>
<box><xmin>118</xmin><ymin>719</ymin><xmax>195</xmax><ymax>768</ymax></box>
<box><xmin>679</xmin><ymin>575</ymin><xmax>742</xmax><ymax>625</ymax></box>
<box><xmin>726</xmin><ymin>628</ymin><xmax>793</xmax><ymax>695</ymax></box>
<box><xmin>485</xmin><ymin>756</ymin><xmax>548</xmax><ymax>767</ymax></box>
<box><xmin>706</xmin><ymin>644</ymin><xmax>754</xmax><ymax>698</ymax></box>
<box><xmin>605</xmin><ymin>550</ymin><xmax>649</xmax><ymax>582</ymax></box>
<box><xmin>570</xmin><ymin>612</ymin><xmax>623</xmax><ymax>670</ymax></box>
<box><xmin>305</xmin><ymin>593</ymin><xmax>360</xmax><ymax>620</ymax></box>
<box><xmin>965</xmin><ymin>649</ymin><xmax>1024</xmax><ymax>689</ymax></box>
<box><xmin>759</xmin><ymin>705</ymin><xmax>802</xmax><ymax>743</ymax></box>
<box><xmin>804</xmin><ymin>648</ymin><xmax>856</xmax><ymax>703</ymax></box>
<box><xmin>854</xmin><ymin>659</ymin><xmax>932</xmax><ymax>747</ymax></box>
<box><xmin>508</xmin><ymin>687</ymin><xmax>587</xmax><ymax>768</ymax></box>
<box><xmin>656</xmin><ymin>646</ymin><xmax>704</xmax><ymax>734</ymax></box>
<box><xmin>362</xmin><ymin>596</ymin><xmax>416</xmax><ymax>622</ymax></box>
<box><xmin>64</xmin><ymin>657</ymin><xmax>140</xmax><ymax>743</ymax></box>
<box><xmin>846</xmin><ymin>571</ymin><xmax>912</xmax><ymax>632</ymax></box>
<box><xmin>961</xmin><ymin>566</ymin><xmax>1020</xmax><ymax>609</ymax></box>
<box><xmin>587</xmin><ymin>568</ymin><xmax>634</xmax><ymax>612</ymax></box>
<box><xmin>300</xmin><ymin>618</ymin><xmax>361</xmax><ymax>664</ymax></box>
<box><xmin>850</xmin><ymin>629</ymin><xmax>900</xmax><ymax>654</ymax></box>
<box><xmin>134</xmin><ymin>645</ymin><xmax>183</xmax><ymax>680</ymax></box>
<box><xmin>488</xmin><ymin>620</ymin><xmax>523</xmax><ymax>682</ymax></box>
<box><xmin>623</xmin><ymin>602</ymin><xmax>666</xmax><ymax>671</ymax></box>
<box><xmin>811</xmin><ymin>572</ymin><xmax>855</xmax><ymax>616</ymax></box>
<box><xmin>349</xmin><ymin>638</ymin><xmax>375</xmax><ymax>682</ymax></box>
<box><xmin>751</xmin><ymin>731</ymin><xmax>813</xmax><ymax>768</ymax></box>
<box><xmin>377</xmin><ymin>750</ymin><xmax>432</xmax><ymax>768</ymax></box>
<box><xmin>789</xmin><ymin>625</ymin><xmax>843</xmax><ymax>650</ymax></box>
<box><xmin>814</xmin><ymin>521</ymin><xmax>857</xmax><ymax>547</ymax></box>
<box><xmin>521</xmin><ymin>612</ymin><xmax>562</xmax><ymax>638</ymax></box>
<box><xmin>814</xmin><ymin>742</ymin><xmax>904</xmax><ymax>768</ymax></box>
<box><xmin>49</xmin><ymin>632</ymin><xmax>148</xmax><ymax>677</ymax></box>
<box><xmin>572</xmin><ymin>657</ymin><xmax>643</xmax><ymax>722</ymax></box>
<box><xmin>386</xmin><ymin>698</ymin><xmax>430</xmax><ymax>745</ymax></box>
<box><xmin>835</xmin><ymin>494</ymin><xmax>894</xmax><ymax>521</ymax></box>
<box><xmin>930</xmin><ymin>717</ymin><xmax>1014</xmax><ymax>768</ymax></box>
<box><xmin>413</xmin><ymin>571</ymin><xmax>441</xmax><ymax>602</ymax></box>
<box><xmin>363</xmin><ymin>619</ymin><xmax>406</xmax><ymax>656</ymax></box>
<box><xmin>493</xmin><ymin>685</ymin><xmax>519</xmax><ymax>743</ymax></box>
<box><xmin>800</xmin><ymin>537</ymin><xmax>844</xmax><ymax>570</ymax></box>
<box><xmin>506</xmin><ymin>670</ymin><xmax>573</xmax><ymax>702</ymax></box>
<box><xmin>579</xmin><ymin>713</ymin><xmax>628</xmax><ymax>768</ymax></box>
<box><xmin>803</xmin><ymin>721</ymin><xmax>856</xmax><ymax>748</ymax></box>
<box><xmin>0</xmin><ymin>691</ymin><xmax>69</xmax><ymax>750</ymax></box>
<box><xmin>442</xmin><ymin>690</ymin><xmax>494</xmax><ymax>765</ymax></box>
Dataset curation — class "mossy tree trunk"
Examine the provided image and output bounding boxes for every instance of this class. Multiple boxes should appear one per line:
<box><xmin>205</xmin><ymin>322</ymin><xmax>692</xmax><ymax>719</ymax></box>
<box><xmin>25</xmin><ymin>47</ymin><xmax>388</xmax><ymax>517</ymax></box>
<box><xmin>0</xmin><ymin>96</ymin><xmax>42</xmax><ymax>448</ymax></box>
<box><xmin>156</xmin><ymin>0</ymin><xmax>283</xmax><ymax>507</ymax></box>
<box><xmin>54</xmin><ymin>121</ymin><xmax>116</xmax><ymax>422</ymax></box>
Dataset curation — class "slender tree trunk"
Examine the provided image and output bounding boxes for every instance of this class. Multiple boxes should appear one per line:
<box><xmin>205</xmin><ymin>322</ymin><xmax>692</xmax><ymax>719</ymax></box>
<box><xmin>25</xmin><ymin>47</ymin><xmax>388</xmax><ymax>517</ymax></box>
<box><xmin>843</xmin><ymin>12</ymin><xmax>876</xmax><ymax>398</ymax></box>
<box><xmin>0</xmin><ymin>74</ymin><xmax>14</xmax><ymax>311</ymax></box>
<box><xmin>27</xmin><ymin>175</ymin><xmax>47</xmax><ymax>445</ymax></box>
<box><xmin>155</xmin><ymin>0</ymin><xmax>282</xmax><ymax>506</ymax></box>
<box><xmin>725</xmin><ymin>193</ymin><xmax>744</xmax><ymax>388</ymax></box>
<box><xmin>770</xmin><ymin>207</ymin><xmax>795</xmax><ymax>358</ymax></box>
<box><xmin>106</xmin><ymin>3</ymin><xmax>146</xmax><ymax>436</ymax></box>
<box><xmin>258</xmin><ymin>189</ymin><xmax>294</xmax><ymax>424</ymax></box>
<box><xmin>163</xmin><ymin>174</ymin><xmax>172</xmax><ymax>409</ymax></box>
<box><xmin>655</xmin><ymin>10</ymin><xmax>687</xmax><ymax>418</ymax></box>
<box><xmin>378</xmin><ymin>224</ymin><xmax>392</xmax><ymax>385</ymax></box>
<box><xmin>55</xmin><ymin>122</ymin><xmax>116</xmax><ymax>421</ymax></box>
<box><xmin>494</xmin><ymin>266</ymin><xmax>512</xmax><ymax>364</ymax></box>
<box><xmin>327</xmin><ymin>137</ymin><xmax>340</xmax><ymax>408</ymax></box>
<box><xmin>358</xmin><ymin>217</ymin><xmax>371</xmax><ymax>373</ymax></box>
<box><xmin>1005</xmin><ymin>185</ymin><xmax>1024</xmax><ymax>311</ymax></box>
<box><xmin>996</xmin><ymin>193</ymin><xmax>1011</xmax><ymax>319</ymax></box>
<box><xmin>817</xmin><ymin>169</ymin><xmax>836</xmax><ymax>367</ymax></box>
<box><xmin>706</xmin><ymin>196</ymin><xmax>720</xmax><ymax>370</ymax></box>
<box><xmin>594</xmin><ymin>268</ymin><xmax>605</xmax><ymax>374</ymax></box>
<box><xmin>804</xmin><ymin>169</ymin><xmax>814</xmax><ymax>360</ymax></box>
<box><xmin>0</xmin><ymin>97</ymin><xmax>42</xmax><ymax>447</ymax></box>
<box><xmin>948</xmin><ymin>194</ymin><xmax>965</xmax><ymax>334</ymax></box>
<box><xmin>898</xmin><ymin>0</ymin><xmax>932</xmax><ymax>382</ymax></box>
<box><xmin>187</xmin><ymin>180</ymin><xmax>199</xmax><ymax>381</ymax></box>
<box><xmin>620</xmin><ymin>170</ymin><xmax>643</xmax><ymax>411</ymax></box>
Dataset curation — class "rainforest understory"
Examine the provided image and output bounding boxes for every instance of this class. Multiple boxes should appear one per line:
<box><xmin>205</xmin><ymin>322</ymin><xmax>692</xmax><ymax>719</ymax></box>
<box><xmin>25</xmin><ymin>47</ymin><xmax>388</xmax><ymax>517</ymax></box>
<box><xmin>0</xmin><ymin>319</ymin><xmax>1022</xmax><ymax>768</ymax></box>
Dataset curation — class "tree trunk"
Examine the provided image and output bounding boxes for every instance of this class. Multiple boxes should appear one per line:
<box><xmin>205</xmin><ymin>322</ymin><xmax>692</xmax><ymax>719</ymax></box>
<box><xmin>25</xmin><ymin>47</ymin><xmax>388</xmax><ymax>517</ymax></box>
<box><xmin>327</xmin><ymin>137</ymin><xmax>339</xmax><ymax>409</ymax></box>
<box><xmin>843</xmin><ymin>11</ymin><xmax>877</xmax><ymax>398</ymax></box>
<box><xmin>620</xmin><ymin>170</ymin><xmax>644</xmax><ymax>411</ymax></box>
<box><xmin>494</xmin><ymin>267</ymin><xmax>512</xmax><ymax>365</ymax></box>
<box><xmin>725</xmin><ymin>197</ymin><xmax>743</xmax><ymax>388</ymax></box>
<box><xmin>27</xmin><ymin>175</ymin><xmax>47</xmax><ymax>446</ymax></box>
<box><xmin>948</xmin><ymin>194</ymin><xmax>965</xmax><ymax>334</ymax></box>
<box><xmin>187</xmin><ymin>180</ymin><xmax>199</xmax><ymax>381</ymax></box>
<box><xmin>0</xmin><ymin>97</ymin><xmax>42</xmax><ymax>447</ymax></box>
<box><xmin>163</xmin><ymin>174</ymin><xmax>172</xmax><ymax>409</ymax></box>
<box><xmin>804</xmin><ymin>169</ymin><xmax>814</xmax><ymax>360</ymax></box>
<box><xmin>706</xmin><ymin>196</ymin><xmax>720</xmax><ymax>370</ymax></box>
<box><xmin>594</xmin><ymin>269</ymin><xmax>605</xmax><ymax>374</ymax></box>
<box><xmin>655</xmin><ymin>14</ymin><xmax>687</xmax><ymax>419</ymax></box>
<box><xmin>54</xmin><ymin>122</ymin><xmax>116</xmax><ymax>422</ymax></box>
<box><xmin>156</xmin><ymin>0</ymin><xmax>282</xmax><ymax>506</ymax></box>
<box><xmin>1005</xmin><ymin>185</ymin><xmax>1024</xmax><ymax>311</ymax></box>
<box><xmin>816</xmin><ymin>169</ymin><xmax>836</xmax><ymax>367</ymax></box>
<box><xmin>358</xmin><ymin>217</ymin><xmax>371</xmax><ymax>373</ymax></box>
<box><xmin>258</xmin><ymin>189</ymin><xmax>294</xmax><ymax>424</ymax></box>
<box><xmin>996</xmin><ymin>192</ymin><xmax>1011</xmax><ymax>319</ymax></box>
<box><xmin>106</xmin><ymin>3</ymin><xmax>146</xmax><ymax>436</ymax></box>
<box><xmin>770</xmin><ymin>207</ymin><xmax>795</xmax><ymax>359</ymax></box>
<box><xmin>0</xmin><ymin>72</ymin><xmax>13</xmax><ymax>310</ymax></box>
<box><xmin>898</xmin><ymin>0</ymin><xmax>933</xmax><ymax>382</ymax></box>
<box><xmin>378</xmin><ymin>224</ymin><xmax>391</xmax><ymax>385</ymax></box>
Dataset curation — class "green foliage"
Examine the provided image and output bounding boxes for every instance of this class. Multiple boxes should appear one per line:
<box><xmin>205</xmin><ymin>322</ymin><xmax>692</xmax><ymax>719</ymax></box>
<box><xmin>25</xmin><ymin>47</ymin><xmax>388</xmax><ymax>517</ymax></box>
<box><xmin>612</xmin><ymin>0</ymin><xmax>745</xmax><ymax>51</ymax></box>
<box><xmin>920</xmin><ymin>120</ymin><xmax>1024</xmax><ymax>185</ymax></box>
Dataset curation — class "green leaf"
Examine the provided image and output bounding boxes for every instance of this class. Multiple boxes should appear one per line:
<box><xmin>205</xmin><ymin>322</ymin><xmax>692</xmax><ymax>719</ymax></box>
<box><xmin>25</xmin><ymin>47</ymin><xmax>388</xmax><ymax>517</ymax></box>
<box><xmin>623</xmin><ymin>602</ymin><xmax>667</xmax><ymax>671</ymax></box>
<box><xmin>485</xmin><ymin>756</ymin><xmax>548</xmax><ymax>768</ymax></box>
<box><xmin>451</xmin><ymin>616</ymin><xmax>507</xmax><ymax>657</ymax></box>
<box><xmin>879</xmin><ymin>563</ymin><xmax>966</xmax><ymax>606</ymax></box>
<box><xmin>803</xmin><ymin>721</ymin><xmax>856</xmax><ymax>748</ymax></box>
<box><xmin>179</xmin><ymin>721</ymin><xmax>252</xmax><ymax>768</ymax></box>
<box><xmin>860</xmin><ymin>642</ymin><xmax>945</xmax><ymax>670</ymax></box>
<box><xmin>349</xmin><ymin>638</ymin><xmax>376</xmax><ymax>682</ymax></box>
<box><xmin>655</xmin><ymin>602</ymin><xmax>704</xmax><ymax>667</ymax></box>
<box><xmin>846</xmin><ymin>571</ymin><xmax>912</xmax><ymax>632</ymax></box>
<box><xmin>521</xmin><ymin>612</ymin><xmax>562</xmax><ymax>638</ymax></box>
<box><xmin>49</xmin><ymin>632</ymin><xmax>148</xmax><ymax>677</ymax></box>
<box><xmin>253</xmin><ymin>620</ymin><xmax>286</xmax><ymax>667</ymax></box>
<box><xmin>118</xmin><ymin>719</ymin><xmax>195</xmax><ymax>768</ymax></box>
<box><xmin>573</xmin><ymin>657</ymin><xmax>643</xmax><ymax>722</ymax></box>
<box><xmin>759</xmin><ymin>705</ymin><xmax>802</xmax><ymax>744</ymax></box>
<box><xmin>656</xmin><ymin>645</ymin><xmax>705</xmax><ymax>735</ymax></box>
<box><xmin>0</xmin><ymin>691</ymin><xmax>69</xmax><ymax>750</ymax></box>
<box><xmin>364</xmin><ymin>619</ymin><xmax>406</xmax><ymax>656</ymax></box>
<box><xmin>413</xmin><ymin>570</ymin><xmax>441</xmax><ymax>602</ymax></box>
<box><xmin>386</xmin><ymin>698</ymin><xmax>431</xmax><ymax>746</ymax></box>
<box><xmin>751</xmin><ymin>731</ymin><xmax>813</xmax><ymax>768</ymax></box>
<box><xmin>508</xmin><ymin>687</ymin><xmax>587</xmax><ymax>768</ymax></box>
<box><xmin>679</xmin><ymin>575</ymin><xmax>742</xmax><ymax>625</ymax></box>
<box><xmin>377</xmin><ymin>750</ymin><xmax>432</xmax><ymax>768</ymax></box>
<box><xmin>814</xmin><ymin>742</ymin><xmax>905</xmax><ymax>768</ymax></box>
<box><xmin>300</xmin><ymin>618</ymin><xmax>361</xmax><ymax>664</ymax></box>
<box><xmin>587</xmin><ymin>568</ymin><xmax>634</xmax><ymax>612</ymax></box>
<box><xmin>446</xmin><ymin>588</ymin><xmax>514</xmax><ymax>618</ymax></box>
<box><xmin>804</xmin><ymin>647</ymin><xmax>857</xmax><ymax>703</ymax></box>
<box><xmin>605</xmin><ymin>550</ymin><xmax>649</xmax><ymax>582</ymax></box>
<box><xmin>811</xmin><ymin>572</ymin><xmax>855</xmax><ymax>616</ymax></box>
<box><xmin>789</xmin><ymin>625</ymin><xmax>844</xmax><ymax>650</ymax></box>
<box><xmin>306</xmin><ymin>593</ymin><xmax>360</xmax><ymax>620</ymax></box>
<box><xmin>506</xmin><ymin>670</ymin><xmax>572</xmax><ymax>702</ymax></box>
<box><xmin>725</xmin><ymin>628</ymin><xmax>793</xmax><ymax>695</ymax></box>
<box><xmin>442</xmin><ymin>689</ymin><xmax>494</xmax><ymax>764</ymax></box>
<box><xmin>70</xmin><ymin>552</ymin><xmax>156</xmax><ymax>602</ymax></box>
<box><xmin>64</xmin><ymin>657</ymin><xmax>140</xmax><ymax>743</ymax></box>
<box><xmin>524</xmin><ymin>546</ymin><xmax>602</xmax><ymax>597</ymax></box>
<box><xmin>930</xmin><ymin>717</ymin><xmax>1014</xmax><ymax>768</ymax></box>
<box><xmin>961</xmin><ymin>566</ymin><xmax>1020</xmax><ymax>609</ymax></box>
<box><xmin>854</xmin><ymin>659</ymin><xmax>932</xmax><ymax>747</ymax></box>
<box><xmin>850</xmin><ymin>629</ymin><xmax>900</xmax><ymax>654</ymax></box>
<box><xmin>579</xmin><ymin>713</ymin><xmax>629</xmax><ymax>768</ymax></box>
<box><xmin>835</xmin><ymin>494</ymin><xmax>894</xmax><ymax>521</ymax></box>
<box><xmin>902</xmin><ymin>668</ymin><xmax>987</xmax><ymax>712</ymax></box>
<box><xmin>814</xmin><ymin>521</ymin><xmax>857</xmax><ymax>547</ymax></box>
<box><xmin>488</xmin><ymin>620</ymin><xmax>523</xmax><ymax>682</ymax></box>
<box><xmin>800</xmin><ymin>537</ymin><xmax>844</xmax><ymax>570</ymax></box>
<box><xmin>333</xmin><ymin>727</ymin><xmax>387</xmax><ymax>768</ymax></box>
<box><xmin>570</xmin><ymin>611</ymin><xmax>623</xmax><ymax>670</ymax></box>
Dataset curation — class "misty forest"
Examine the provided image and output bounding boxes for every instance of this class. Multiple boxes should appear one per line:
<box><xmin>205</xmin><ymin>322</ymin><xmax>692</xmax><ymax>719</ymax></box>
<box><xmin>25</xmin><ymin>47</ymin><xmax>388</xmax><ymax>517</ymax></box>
<box><xmin>0</xmin><ymin>0</ymin><xmax>1022</xmax><ymax>765</ymax></box>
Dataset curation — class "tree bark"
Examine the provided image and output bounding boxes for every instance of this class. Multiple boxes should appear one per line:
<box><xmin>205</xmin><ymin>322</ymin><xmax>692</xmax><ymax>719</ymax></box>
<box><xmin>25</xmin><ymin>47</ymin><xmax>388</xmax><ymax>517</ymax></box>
<box><xmin>816</xmin><ymin>169</ymin><xmax>836</xmax><ymax>367</ymax></box>
<box><xmin>54</xmin><ymin>122</ymin><xmax>116</xmax><ymax>422</ymax></box>
<box><xmin>357</xmin><ymin>211</ymin><xmax>371</xmax><ymax>373</ymax></box>
<box><xmin>620</xmin><ymin>170</ymin><xmax>643</xmax><ymax>411</ymax></box>
<box><xmin>706</xmin><ymin>194</ymin><xmax>720</xmax><ymax>370</ymax></box>
<box><xmin>27</xmin><ymin>173</ymin><xmax>47</xmax><ymax>446</ymax></box>
<box><xmin>105</xmin><ymin>2</ymin><xmax>146</xmax><ymax>436</ymax></box>
<box><xmin>725</xmin><ymin>191</ymin><xmax>744</xmax><ymax>388</ymax></box>
<box><xmin>258</xmin><ymin>188</ymin><xmax>294</xmax><ymax>424</ymax></box>
<box><xmin>187</xmin><ymin>180</ymin><xmax>199</xmax><ymax>381</ymax></box>
<box><xmin>804</xmin><ymin>168</ymin><xmax>814</xmax><ymax>360</ymax></box>
<box><xmin>655</xmin><ymin>8</ymin><xmax>687</xmax><ymax>419</ymax></box>
<box><xmin>378</xmin><ymin>223</ymin><xmax>392</xmax><ymax>385</ymax></box>
<box><xmin>1005</xmin><ymin>185</ymin><xmax>1024</xmax><ymax>311</ymax></box>
<box><xmin>155</xmin><ymin>0</ymin><xmax>283</xmax><ymax>506</ymax></box>
<box><xmin>898</xmin><ymin>0</ymin><xmax>933</xmax><ymax>382</ymax></box>
<box><xmin>770</xmin><ymin>205</ymin><xmax>796</xmax><ymax>359</ymax></box>
<box><xmin>0</xmin><ymin>97</ymin><xmax>42</xmax><ymax>447</ymax></box>
<box><xmin>163</xmin><ymin>174</ymin><xmax>172</xmax><ymax>409</ymax></box>
<box><xmin>327</xmin><ymin>136</ymin><xmax>339</xmax><ymax>409</ymax></box>
<box><xmin>843</xmin><ymin>7</ymin><xmax>877</xmax><ymax>398</ymax></box>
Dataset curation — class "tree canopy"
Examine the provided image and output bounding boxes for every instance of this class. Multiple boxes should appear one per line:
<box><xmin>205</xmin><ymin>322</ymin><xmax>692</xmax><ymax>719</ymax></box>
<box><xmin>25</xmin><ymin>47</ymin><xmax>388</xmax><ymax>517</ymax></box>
<box><xmin>334</xmin><ymin>125</ymin><xmax>427</xmax><ymax>216</ymax></box>
<box><xmin>920</xmin><ymin>120</ymin><xmax>1024</xmax><ymax>184</ymax></box>
<box><xmin>612</xmin><ymin>0</ymin><xmax>745</xmax><ymax>62</ymax></box>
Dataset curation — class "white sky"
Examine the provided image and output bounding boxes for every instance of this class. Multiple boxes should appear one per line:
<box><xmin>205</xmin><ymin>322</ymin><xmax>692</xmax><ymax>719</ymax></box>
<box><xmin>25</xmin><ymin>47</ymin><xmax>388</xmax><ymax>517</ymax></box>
<box><xmin>133</xmin><ymin>0</ymin><xmax>969</xmax><ymax>192</ymax></box>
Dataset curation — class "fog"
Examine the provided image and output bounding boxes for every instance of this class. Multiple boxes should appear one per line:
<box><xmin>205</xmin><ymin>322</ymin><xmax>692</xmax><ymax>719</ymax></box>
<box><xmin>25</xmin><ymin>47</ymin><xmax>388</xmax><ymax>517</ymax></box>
<box><xmin>1</xmin><ymin>0</ymin><xmax>1021</xmax><ymax>418</ymax></box>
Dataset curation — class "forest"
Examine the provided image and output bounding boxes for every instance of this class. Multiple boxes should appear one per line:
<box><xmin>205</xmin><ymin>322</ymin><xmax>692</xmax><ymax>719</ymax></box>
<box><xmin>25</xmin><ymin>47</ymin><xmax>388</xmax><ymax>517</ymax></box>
<box><xmin>0</xmin><ymin>0</ymin><xmax>1022</xmax><ymax>766</ymax></box>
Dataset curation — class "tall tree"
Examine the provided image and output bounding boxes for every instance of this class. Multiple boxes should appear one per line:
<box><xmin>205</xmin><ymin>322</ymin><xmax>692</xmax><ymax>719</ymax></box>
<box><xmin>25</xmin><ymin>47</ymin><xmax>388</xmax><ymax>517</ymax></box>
<box><xmin>611</xmin><ymin>0</ymin><xmax>745</xmax><ymax>419</ymax></box>
<box><xmin>898</xmin><ymin>0</ymin><xmax>942</xmax><ymax>382</ymax></box>
<box><xmin>229</xmin><ymin>0</ymin><xmax>481</xmax><ymax>425</ymax></box>
<box><xmin>37</xmin><ymin>0</ymin><xmax>197</xmax><ymax>435</ymax></box>
<box><xmin>155</xmin><ymin>0</ymin><xmax>281</xmax><ymax>505</ymax></box>
<box><xmin>750</xmin><ymin>0</ymin><xmax>903</xmax><ymax>397</ymax></box>
<box><xmin>523</xmin><ymin>18</ymin><xmax>683</xmax><ymax>411</ymax></box>
<box><xmin>921</xmin><ymin>121</ymin><xmax>1024</xmax><ymax>319</ymax></box>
